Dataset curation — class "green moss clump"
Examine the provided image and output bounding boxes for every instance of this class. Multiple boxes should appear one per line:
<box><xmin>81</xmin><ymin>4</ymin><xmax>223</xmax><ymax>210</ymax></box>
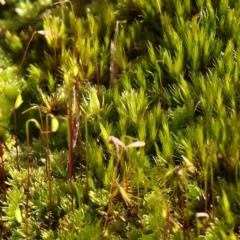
<box><xmin>1</xmin><ymin>0</ymin><xmax>240</xmax><ymax>239</ymax></box>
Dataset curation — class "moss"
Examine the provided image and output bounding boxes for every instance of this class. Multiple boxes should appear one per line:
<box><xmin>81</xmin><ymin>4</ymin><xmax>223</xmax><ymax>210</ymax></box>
<box><xmin>1</xmin><ymin>0</ymin><xmax>240</xmax><ymax>239</ymax></box>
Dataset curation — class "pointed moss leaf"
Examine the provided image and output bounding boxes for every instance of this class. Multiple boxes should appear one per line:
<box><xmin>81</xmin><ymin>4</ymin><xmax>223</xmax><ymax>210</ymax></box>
<box><xmin>51</xmin><ymin>117</ymin><xmax>59</xmax><ymax>132</ymax></box>
<box><xmin>14</xmin><ymin>93</ymin><xmax>23</xmax><ymax>109</ymax></box>
<box><xmin>147</xmin><ymin>41</ymin><xmax>156</xmax><ymax>63</ymax></box>
<box><xmin>73</xmin><ymin>66</ymin><xmax>78</xmax><ymax>77</ymax></box>
<box><xmin>119</xmin><ymin>185</ymin><xmax>135</xmax><ymax>206</ymax></box>
<box><xmin>127</xmin><ymin>141</ymin><xmax>146</xmax><ymax>148</ymax></box>
<box><xmin>182</xmin><ymin>155</ymin><xmax>197</xmax><ymax>173</ymax></box>
<box><xmin>41</xmin><ymin>92</ymin><xmax>51</xmax><ymax>110</ymax></box>
<box><xmin>222</xmin><ymin>190</ymin><xmax>234</xmax><ymax>225</ymax></box>
<box><xmin>15</xmin><ymin>206</ymin><xmax>22</xmax><ymax>223</ymax></box>
<box><xmin>222</xmin><ymin>190</ymin><xmax>230</xmax><ymax>210</ymax></box>
<box><xmin>99</xmin><ymin>123</ymin><xmax>109</xmax><ymax>147</ymax></box>
<box><xmin>90</xmin><ymin>89</ymin><xmax>100</xmax><ymax>111</ymax></box>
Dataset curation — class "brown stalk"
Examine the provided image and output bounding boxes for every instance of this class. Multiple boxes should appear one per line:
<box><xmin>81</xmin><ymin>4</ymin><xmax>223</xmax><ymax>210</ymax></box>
<box><xmin>67</xmin><ymin>87</ymin><xmax>74</xmax><ymax>211</ymax></box>
<box><xmin>103</xmin><ymin>149</ymin><xmax>123</xmax><ymax>233</ymax></box>
<box><xmin>181</xmin><ymin>186</ymin><xmax>185</xmax><ymax>240</ymax></box>
<box><xmin>25</xmin><ymin>119</ymin><xmax>41</xmax><ymax>240</ymax></box>
<box><xmin>96</xmin><ymin>63</ymin><xmax>100</xmax><ymax>99</ymax></box>
<box><xmin>68</xmin><ymin>0</ymin><xmax>77</xmax><ymax>210</ymax></box>
<box><xmin>0</xmin><ymin>140</ymin><xmax>6</xmax><ymax>200</ymax></box>
<box><xmin>26</xmin><ymin>132</ymin><xmax>30</xmax><ymax>240</ymax></box>
<box><xmin>14</xmin><ymin>31</ymin><xmax>37</xmax><ymax>80</ymax></box>
<box><xmin>110</xmin><ymin>21</ymin><xmax>127</xmax><ymax>87</ymax></box>
<box><xmin>75</xmin><ymin>76</ymin><xmax>83</xmax><ymax>183</ymax></box>
<box><xmin>210</xmin><ymin>162</ymin><xmax>215</xmax><ymax>223</ymax></box>
<box><xmin>103</xmin><ymin>137</ymin><xmax>145</xmax><ymax>233</ymax></box>
<box><xmin>45</xmin><ymin>117</ymin><xmax>52</xmax><ymax>212</ymax></box>
<box><xmin>0</xmin><ymin>156</ymin><xmax>6</xmax><ymax>200</ymax></box>
<box><xmin>13</xmin><ymin>108</ymin><xmax>20</xmax><ymax>171</ymax></box>
<box><xmin>128</xmin><ymin>0</ymin><xmax>132</xmax><ymax>22</ymax></box>
<box><xmin>0</xmin><ymin>211</ymin><xmax>6</xmax><ymax>238</ymax></box>
<box><xmin>77</xmin><ymin>0</ymin><xmax>81</xmax><ymax>18</ymax></box>
<box><xmin>167</xmin><ymin>205</ymin><xmax>170</xmax><ymax>240</ymax></box>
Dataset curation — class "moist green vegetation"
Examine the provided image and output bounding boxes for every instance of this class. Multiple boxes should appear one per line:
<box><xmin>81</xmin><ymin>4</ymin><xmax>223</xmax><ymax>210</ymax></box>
<box><xmin>1</xmin><ymin>0</ymin><xmax>240</xmax><ymax>239</ymax></box>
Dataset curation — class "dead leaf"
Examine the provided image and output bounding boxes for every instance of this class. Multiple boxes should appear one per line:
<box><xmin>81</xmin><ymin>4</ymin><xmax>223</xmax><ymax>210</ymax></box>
<box><xmin>37</xmin><ymin>30</ymin><xmax>53</xmax><ymax>37</ymax></box>
<box><xmin>108</xmin><ymin>136</ymin><xmax>126</xmax><ymax>153</ymax></box>
<box><xmin>127</xmin><ymin>141</ymin><xmax>146</xmax><ymax>148</ymax></box>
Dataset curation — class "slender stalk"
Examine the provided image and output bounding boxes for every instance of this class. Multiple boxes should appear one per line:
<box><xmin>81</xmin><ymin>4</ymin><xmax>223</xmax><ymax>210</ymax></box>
<box><xmin>77</xmin><ymin>0</ymin><xmax>81</xmax><ymax>17</ymax></box>
<box><xmin>210</xmin><ymin>158</ymin><xmax>215</xmax><ymax>223</ymax></box>
<box><xmin>185</xmin><ymin>177</ymin><xmax>190</xmax><ymax>239</ymax></box>
<box><xmin>103</xmin><ymin>150</ymin><xmax>124</xmax><ymax>233</ymax></box>
<box><xmin>0</xmin><ymin>155</ymin><xmax>6</xmax><ymax>200</ymax></box>
<box><xmin>159</xmin><ymin>73</ymin><xmax>166</xmax><ymax>112</ymax></box>
<box><xmin>67</xmin><ymin>86</ymin><xmax>74</xmax><ymax>210</ymax></box>
<box><xmin>46</xmin><ymin>13</ymin><xmax>57</xmax><ymax>78</ymax></box>
<box><xmin>25</xmin><ymin>122</ymin><xmax>30</xmax><ymax>240</ymax></box>
<box><xmin>0</xmin><ymin>211</ymin><xmax>6</xmax><ymax>238</ymax></box>
<box><xmin>156</xmin><ymin>0</ymin><xmax>164</xmax><ymax>33</ymax></box>
<box><xmin>84</xmin><ymin>116</ymin><xmax>89</xmax><ymax>204</ymax></box>
<box><xmin>70</xmin><ymin>2</ymin><xmax>77</xmax><ymax>210</ymax></box>
<box><xmin>53</xmin><ymin>1</ymin><xmax>77</xmax><ymax>211</ymax></box>
<box><xmin>96</xmin><ymin>63</ymin><xmax>100</xmax><ymax>99</ymax></box>
<box><xmin>22</xmin><ymin>106</ymin><xmax>44</xmax><ymax>170</ymax></box>
<box><xmin>46</xmin><ymin>116</ymin><xmax>52</xmax><ymax>211</ymax></box>
<box><xmin>236</xmin><ymin>158</ymin><xmax>239</xmax><ymax>189</ymax></box>
<box><xmin>79</xmin><ymin>125</ymin><xmax>83</xmax><ymax>183</ymax></box>
<box><xmin>15</xmin><ymin>32</ymin><xmax>37</xmax><ymax>79</ymax></box>
<box><xmin>128</xmin><ymin>0</ymin><xmax>132</xmax><ymax>22</ymax></box>
<box><xmin>53</xmin><ymin>44</ymin><xmax>57</xmax><ymax>77</ymax></box>
<box><xmin>181</xmin><ymin>185</ymin><xmax>185</xmax><ymax>240</ymax></box>
<box><xmin>167</xmin><ymin>204</ymin><xmax>170</xmax><ymax>240</ymax></box>
<box><xmin>103</xmin><ymin>158</ymin><xmax>120</xmax><ymax>232</ymax></box>
<box><xmin>84</xmin><ymin>109</ymin><xmax>103</xmax><ymax>203</ymax></box>
<box><xmin>204</xmin><ymin>160</ymin><xmax>209</xmax><ymax>214</ymax></box>
<box><xmin>75</xmin><ymin>76</ymin><xmax>83</xmax><ymax>183</ymax></box>
<box><xmin>13</xmin><ymin>108</ymin><xmax>20</xmax><ymax>171</ymax></box>
<box><xmin>73</xmin><ymin>6</ymin><xmax>77</xmax><ymax>58</ymax></box>
<box><xmin>25</xmin><ymin>119</ymin><xmax>41</xmax><ymax>240</ymax></box>
<box><xmin>52</xmin><ymin>1</ymin><xmax>76</xmax><ymax>57</ymax></box>
<box><xmin>0</xmin><ymin>140</ymin><xmax>6</xmax><ymax>200</ymax></box>
<box><xmin>125</xmin><ymin>163</ymin><xmax>128</xmax><ymax>192</ymax></box>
